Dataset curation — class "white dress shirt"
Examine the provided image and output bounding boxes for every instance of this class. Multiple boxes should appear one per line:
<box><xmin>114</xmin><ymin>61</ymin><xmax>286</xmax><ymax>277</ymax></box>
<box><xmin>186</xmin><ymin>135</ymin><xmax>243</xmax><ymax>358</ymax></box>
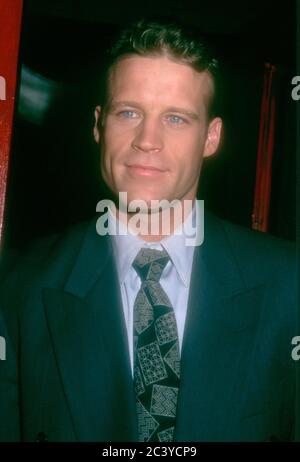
<box><xmin>108</xmin><ymin>204</ymin><xmax>199</xmax><ymax>377</ymax></box>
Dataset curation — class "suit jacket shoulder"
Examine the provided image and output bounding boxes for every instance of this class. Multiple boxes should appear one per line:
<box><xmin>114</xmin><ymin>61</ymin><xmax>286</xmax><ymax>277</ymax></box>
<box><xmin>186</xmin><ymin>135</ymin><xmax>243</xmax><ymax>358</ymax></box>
<box><xmin>205</xmin><ymin>212</ymin><xmax>296</xmax><ymax>288</ymax></box>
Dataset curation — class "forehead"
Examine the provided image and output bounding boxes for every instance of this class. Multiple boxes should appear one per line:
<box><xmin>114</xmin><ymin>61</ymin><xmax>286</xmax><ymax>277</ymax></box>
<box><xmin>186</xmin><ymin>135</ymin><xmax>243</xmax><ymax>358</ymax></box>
<box><xmin>108</xmin><ymin>55</ymin><xmax>213</xmax><ymax>111</ymax></box>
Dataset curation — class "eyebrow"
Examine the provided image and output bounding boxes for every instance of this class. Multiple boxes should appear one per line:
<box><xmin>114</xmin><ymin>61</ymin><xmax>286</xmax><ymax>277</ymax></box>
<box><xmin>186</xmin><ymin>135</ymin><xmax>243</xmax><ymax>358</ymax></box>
<box><xmin>108</xmin><ymin>101</ymin><xmax>200</xmax><ymax>120</ymax></box>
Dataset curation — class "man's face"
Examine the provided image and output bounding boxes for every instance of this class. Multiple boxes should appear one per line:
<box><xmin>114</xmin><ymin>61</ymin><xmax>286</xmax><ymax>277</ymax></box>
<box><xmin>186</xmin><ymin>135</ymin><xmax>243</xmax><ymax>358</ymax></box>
<box><xmin>94</xmin><ymin>55</ymin><xmax>222</xmax><ymax>208</ymax></box>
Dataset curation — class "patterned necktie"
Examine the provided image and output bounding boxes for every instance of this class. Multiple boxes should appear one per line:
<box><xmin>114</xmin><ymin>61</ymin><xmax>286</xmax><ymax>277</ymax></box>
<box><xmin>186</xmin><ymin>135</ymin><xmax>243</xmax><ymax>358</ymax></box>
<box><xmin>132</xmin><ymin>247</ymin><xmax>181</xmax><ymax>442</ymax></box>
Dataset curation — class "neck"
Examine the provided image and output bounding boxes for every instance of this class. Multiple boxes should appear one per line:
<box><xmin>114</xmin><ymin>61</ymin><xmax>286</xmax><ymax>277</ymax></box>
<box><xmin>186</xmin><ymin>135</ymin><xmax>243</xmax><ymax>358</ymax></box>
<box><xmin>115</xmin><ymin>198</ymin><xmax>196</xmax><ymax>242</ymax></box>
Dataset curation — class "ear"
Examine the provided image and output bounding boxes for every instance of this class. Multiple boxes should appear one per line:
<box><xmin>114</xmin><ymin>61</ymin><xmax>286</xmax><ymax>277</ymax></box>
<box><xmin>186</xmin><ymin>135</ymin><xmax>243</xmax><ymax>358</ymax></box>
<box><xmin>203</xmin><ymin>117</ymin><xmax>223</xmax><ymax>158</ymax></box>
<box><xmin>93</xmin><ymin>105</ymin><xmax>102</xmax><ymax>144</ymax></box>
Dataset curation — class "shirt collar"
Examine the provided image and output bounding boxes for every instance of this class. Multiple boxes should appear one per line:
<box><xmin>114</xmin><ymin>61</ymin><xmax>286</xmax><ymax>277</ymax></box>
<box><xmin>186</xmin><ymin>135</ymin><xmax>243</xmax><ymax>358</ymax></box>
<box><xmin>108</xmin><ymin>202</ymin><xmax>200</xmax><ymax>287</ymax></box>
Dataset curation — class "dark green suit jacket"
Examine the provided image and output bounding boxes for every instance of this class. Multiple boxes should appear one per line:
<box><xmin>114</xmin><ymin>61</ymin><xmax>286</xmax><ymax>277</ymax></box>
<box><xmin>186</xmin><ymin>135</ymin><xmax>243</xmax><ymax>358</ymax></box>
<box><xmin>0</xmin><ymin>213</ymin><xmax>297</xmax><ymax>441</ymax></box>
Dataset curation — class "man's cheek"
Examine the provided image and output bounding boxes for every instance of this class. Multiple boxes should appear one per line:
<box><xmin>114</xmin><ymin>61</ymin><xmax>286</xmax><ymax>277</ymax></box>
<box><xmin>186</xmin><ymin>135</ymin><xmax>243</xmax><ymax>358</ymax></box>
<box><xmin>107</xmin><ymin>133</ymin><xmax>132</xmax><ymax>156</ymax></box>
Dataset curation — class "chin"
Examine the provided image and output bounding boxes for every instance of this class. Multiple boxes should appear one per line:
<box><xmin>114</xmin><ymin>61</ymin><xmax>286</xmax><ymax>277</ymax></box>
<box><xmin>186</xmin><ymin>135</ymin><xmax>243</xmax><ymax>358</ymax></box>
<box><xmin>124</xmin><ymin>188</ymin><xmax>157</xmax><ymax>200</ymax></box>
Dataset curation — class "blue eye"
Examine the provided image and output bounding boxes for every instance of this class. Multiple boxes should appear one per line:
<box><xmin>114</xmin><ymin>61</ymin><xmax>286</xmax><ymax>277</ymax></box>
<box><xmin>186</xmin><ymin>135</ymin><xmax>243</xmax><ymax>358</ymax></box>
<box><xmin>168</xmin><ymin>115</ymin><xmax>185</xmax><ymax>125</ymax></box>
<box><xmin>120</xmin><ymin>110</ymin><xmax>138</xmax><ymax>119</ymax></box>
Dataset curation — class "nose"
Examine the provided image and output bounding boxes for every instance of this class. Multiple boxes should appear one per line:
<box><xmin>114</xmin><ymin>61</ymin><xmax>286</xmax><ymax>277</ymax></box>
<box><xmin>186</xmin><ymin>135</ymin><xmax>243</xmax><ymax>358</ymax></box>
<box><xmin>131</xmin><ymin>117</ymin><xmax>163</xmax><ymax>153</ymax></box>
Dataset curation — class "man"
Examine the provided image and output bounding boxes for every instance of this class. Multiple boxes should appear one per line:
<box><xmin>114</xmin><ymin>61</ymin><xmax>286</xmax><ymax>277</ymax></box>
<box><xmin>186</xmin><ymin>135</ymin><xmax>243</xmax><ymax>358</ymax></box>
<box><xmin>0</xmin><ymin>19</ymin><xmax>297</xmax><ymax>442</ymax></box>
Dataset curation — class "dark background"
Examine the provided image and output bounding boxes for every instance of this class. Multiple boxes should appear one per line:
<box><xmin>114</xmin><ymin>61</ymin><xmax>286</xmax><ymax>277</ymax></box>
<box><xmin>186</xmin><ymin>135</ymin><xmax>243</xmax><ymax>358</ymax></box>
<box><xmin>3</xmin><ymin>0</ymin><xmax>297</xmax><ymax>249</ymax></box>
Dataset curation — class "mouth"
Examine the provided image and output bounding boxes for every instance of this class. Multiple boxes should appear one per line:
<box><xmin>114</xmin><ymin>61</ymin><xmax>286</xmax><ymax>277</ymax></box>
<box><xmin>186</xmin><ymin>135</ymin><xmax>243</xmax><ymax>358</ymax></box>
<box><xmin>125</xmin><ymin>164</ymin><xmax>167</xmax><ymax>177</ymax></box>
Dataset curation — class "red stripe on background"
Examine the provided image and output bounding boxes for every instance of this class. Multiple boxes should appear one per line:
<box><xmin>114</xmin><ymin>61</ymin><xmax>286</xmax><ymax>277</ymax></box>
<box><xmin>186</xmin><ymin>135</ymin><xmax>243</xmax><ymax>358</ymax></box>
<box><xmin>0</xmin><ymin>0</ymin><xmax>23</xmax><ymax>246</ymax></box>
<box><xmin>252</xmin><ymin>63</ymin><xmax>277</xmax><ymax>232</ymax></box>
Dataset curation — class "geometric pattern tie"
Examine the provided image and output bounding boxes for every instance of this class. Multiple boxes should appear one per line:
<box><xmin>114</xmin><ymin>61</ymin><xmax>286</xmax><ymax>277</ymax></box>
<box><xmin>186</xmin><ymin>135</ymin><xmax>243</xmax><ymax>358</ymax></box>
<box><xmin>132</xmin><ymin>247</ymin><xmax>181</xmax><ymax>442</ymax></box>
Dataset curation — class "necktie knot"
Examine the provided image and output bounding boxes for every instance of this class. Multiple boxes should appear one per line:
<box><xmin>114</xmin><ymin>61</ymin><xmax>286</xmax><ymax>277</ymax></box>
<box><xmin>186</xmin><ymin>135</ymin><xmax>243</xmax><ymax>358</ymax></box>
<box><xmin>132</xmin><ymin>248</ymin><xmax>170</xmax><ymax>282</ymax></box>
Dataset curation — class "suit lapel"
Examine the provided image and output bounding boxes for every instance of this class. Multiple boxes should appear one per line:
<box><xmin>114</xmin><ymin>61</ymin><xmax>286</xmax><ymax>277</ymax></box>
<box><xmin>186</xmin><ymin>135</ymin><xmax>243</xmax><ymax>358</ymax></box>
<box><xmin>175</xmin><ymin>214</ymin><xmax>267</xmax><ymax>442</ymax></box>
<box><xmin>43</xmin><ymin>220</ymin><xmax>138</xmax><ymax>441</ymax></box>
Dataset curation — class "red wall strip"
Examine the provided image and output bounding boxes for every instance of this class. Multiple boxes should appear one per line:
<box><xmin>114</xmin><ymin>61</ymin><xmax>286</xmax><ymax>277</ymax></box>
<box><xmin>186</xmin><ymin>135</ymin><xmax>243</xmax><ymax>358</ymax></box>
<box><xmin>0</xmin><ymin>0</ymin><xmax>23</xmax><ymax>246</ymax></box>
<box><xmin>252</xmin><ymin>63</ymin><xmax>277</xmax><ymax>233</ymax></box>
